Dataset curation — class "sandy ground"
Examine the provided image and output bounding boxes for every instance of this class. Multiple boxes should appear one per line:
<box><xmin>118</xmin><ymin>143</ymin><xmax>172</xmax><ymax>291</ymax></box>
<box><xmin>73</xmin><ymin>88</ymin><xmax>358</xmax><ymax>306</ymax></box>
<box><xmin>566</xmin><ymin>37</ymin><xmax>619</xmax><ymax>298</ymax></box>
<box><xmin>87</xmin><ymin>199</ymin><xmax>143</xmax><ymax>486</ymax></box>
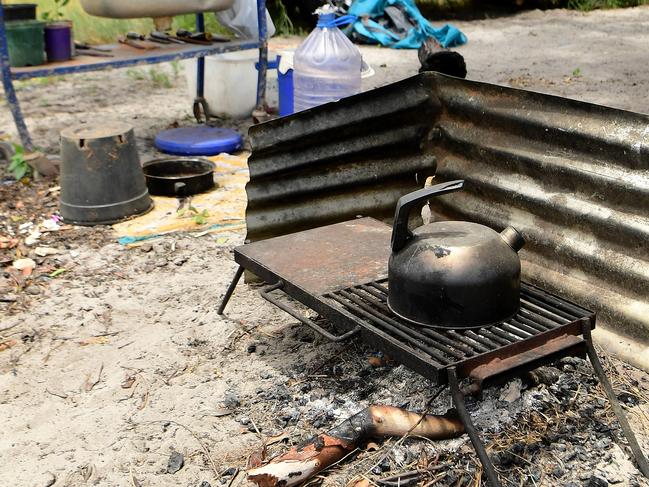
<box><xmin>2</xmin><ymin>6</ymin><xmax>649</xmax><ymax>487</ymax></box>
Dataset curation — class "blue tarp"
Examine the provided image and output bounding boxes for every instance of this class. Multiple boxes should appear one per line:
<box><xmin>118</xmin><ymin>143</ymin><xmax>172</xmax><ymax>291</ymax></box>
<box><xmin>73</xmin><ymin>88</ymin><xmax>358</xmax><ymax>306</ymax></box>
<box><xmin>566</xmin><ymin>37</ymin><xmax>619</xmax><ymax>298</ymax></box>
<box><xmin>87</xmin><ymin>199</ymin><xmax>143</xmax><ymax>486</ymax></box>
<box><xmin>347</xmin><ymin>0</ymin><xmax>467</xmax><ymax>49</ymax></box>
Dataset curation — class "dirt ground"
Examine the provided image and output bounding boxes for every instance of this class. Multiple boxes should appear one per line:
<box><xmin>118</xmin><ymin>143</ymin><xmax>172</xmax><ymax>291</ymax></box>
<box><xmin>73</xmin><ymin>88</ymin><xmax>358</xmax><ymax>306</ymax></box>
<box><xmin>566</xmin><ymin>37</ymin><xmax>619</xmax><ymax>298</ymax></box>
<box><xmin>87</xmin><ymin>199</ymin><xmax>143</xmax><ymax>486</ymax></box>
<box><xmin>2</xmin><ymin>6</ymin><xmax>649</xmax><ymax>487</ymax></box>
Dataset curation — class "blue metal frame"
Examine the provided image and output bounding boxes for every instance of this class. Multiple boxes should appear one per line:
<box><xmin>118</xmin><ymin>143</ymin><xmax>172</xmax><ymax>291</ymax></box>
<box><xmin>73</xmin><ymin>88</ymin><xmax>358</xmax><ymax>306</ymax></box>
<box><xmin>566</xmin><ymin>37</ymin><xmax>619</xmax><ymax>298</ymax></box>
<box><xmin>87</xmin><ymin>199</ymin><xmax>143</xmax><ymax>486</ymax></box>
<box><xmin>196</xmin><ymin>13</ymin><xmax>206</xmax><ymax>101</ymax></box>
<box><xmin>0</xmin><ymin>1</ymin><xmax>268</xmax><ymax>150</ymax></box>
<box><xmin>0</xmin><ymin>5</ymin><xmax>34</xmax><ymax>151</ymax></box>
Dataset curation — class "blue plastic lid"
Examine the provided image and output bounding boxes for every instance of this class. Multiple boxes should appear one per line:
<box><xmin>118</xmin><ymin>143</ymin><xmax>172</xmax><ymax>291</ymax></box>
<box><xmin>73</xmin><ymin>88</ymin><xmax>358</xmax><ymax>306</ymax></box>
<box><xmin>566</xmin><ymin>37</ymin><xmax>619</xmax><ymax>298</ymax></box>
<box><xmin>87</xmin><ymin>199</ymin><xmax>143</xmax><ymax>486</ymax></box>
<box><xmin>154</xmin><ymin>126</ymin><xmax>243</xmax><ymax>156</ymax></box>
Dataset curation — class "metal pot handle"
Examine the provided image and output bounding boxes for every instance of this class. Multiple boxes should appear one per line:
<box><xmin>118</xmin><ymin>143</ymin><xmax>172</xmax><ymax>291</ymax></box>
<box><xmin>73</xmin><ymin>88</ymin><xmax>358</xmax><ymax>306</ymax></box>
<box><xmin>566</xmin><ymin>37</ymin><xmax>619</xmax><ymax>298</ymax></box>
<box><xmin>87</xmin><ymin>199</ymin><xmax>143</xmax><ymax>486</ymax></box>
<box><xmin>174</xmin><ymin>181</ymin><xmax>187</xmax><ymax>197</ymax></box>
<box><xmin>391</xmin><ymin>179</ymin><xmax>465</xmax><ymax>252</ymax></box>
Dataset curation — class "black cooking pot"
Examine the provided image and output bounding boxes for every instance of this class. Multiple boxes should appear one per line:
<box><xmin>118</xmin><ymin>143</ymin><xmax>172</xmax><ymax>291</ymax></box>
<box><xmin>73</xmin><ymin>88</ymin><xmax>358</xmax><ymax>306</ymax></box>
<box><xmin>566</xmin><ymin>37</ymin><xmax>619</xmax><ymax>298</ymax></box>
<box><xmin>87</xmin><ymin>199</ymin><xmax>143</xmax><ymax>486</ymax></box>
<box><xmin>387</xmin><ymin>180</ymin><xmax>525</xmax><ymax>329</ymax></box>
<box><xmin>143</xmin><ymin>157</ymin><xmax>215</xmax><ymax>197</ymax></box>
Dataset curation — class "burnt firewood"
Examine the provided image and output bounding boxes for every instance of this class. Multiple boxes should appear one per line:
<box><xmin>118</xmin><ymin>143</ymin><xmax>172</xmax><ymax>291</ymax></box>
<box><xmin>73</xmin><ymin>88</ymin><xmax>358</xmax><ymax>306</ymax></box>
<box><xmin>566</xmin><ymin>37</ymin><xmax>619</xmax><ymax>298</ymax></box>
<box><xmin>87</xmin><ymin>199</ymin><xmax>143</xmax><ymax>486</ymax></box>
<box><xmin>247</xmin><ymin>405</ymin><xmax>464</xmax><ymax>487</ymax></box>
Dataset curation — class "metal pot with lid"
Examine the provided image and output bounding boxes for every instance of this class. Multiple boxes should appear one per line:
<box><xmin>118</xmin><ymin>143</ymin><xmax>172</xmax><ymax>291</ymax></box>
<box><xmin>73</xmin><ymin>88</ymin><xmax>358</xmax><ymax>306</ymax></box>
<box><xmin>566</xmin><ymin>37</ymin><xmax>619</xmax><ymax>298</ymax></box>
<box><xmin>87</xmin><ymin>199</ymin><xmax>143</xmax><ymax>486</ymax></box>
<box><xmin>387</xmin><ymin>180</ymin><xmax>525</xmax><ymax>329</ymax></box>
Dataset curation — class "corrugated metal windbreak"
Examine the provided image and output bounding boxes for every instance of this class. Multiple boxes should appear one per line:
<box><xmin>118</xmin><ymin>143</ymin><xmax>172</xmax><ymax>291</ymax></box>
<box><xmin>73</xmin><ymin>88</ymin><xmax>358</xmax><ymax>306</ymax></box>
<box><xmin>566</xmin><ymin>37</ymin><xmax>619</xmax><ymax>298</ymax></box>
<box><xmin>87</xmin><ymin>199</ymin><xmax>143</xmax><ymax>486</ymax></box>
<box><xmin>245</xmin><ymin>72</ymin><xmax>649</xmax><ymax>347</ymax></box>
<box><xmin>246</xmin><ymin>76</ymin><xmax>440</xmax><ymax>240</ymax></box>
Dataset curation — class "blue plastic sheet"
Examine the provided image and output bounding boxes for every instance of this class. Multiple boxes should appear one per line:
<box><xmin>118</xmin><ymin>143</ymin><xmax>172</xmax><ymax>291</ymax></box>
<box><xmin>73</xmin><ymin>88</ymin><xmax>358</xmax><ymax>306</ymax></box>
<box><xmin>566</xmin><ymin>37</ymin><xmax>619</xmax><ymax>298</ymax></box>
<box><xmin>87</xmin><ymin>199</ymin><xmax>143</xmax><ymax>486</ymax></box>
<box><xmin>347</xmin><ymin>0</ymin><xmax>467</xmax><ymax>49</ymax></box>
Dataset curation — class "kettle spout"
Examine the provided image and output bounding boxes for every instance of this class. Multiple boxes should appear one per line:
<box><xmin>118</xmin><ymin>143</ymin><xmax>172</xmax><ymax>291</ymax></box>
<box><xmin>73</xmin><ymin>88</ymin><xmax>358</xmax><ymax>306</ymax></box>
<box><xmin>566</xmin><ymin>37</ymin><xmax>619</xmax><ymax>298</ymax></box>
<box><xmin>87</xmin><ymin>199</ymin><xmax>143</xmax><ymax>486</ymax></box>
<box><xmin>500</xmin><ymin>226</ymin><xmax>525</xmax><ymax>252</ymax></box>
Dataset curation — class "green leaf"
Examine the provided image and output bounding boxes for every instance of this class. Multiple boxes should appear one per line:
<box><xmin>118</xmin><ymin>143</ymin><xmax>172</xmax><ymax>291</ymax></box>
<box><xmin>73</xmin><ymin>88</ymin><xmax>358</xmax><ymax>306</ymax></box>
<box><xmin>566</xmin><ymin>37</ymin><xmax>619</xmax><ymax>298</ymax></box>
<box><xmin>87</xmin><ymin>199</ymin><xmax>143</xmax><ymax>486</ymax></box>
<box><xmin>193</xmin><ymin>215</ymin><xmax>206</xmax><ymax>225</ymax></box>
<box><xmin>49</xmin><ymin>268</ymin><xmax>66</xmax><ymax>278</ymax></box>
<box><xmin>13</xmin><ymin>164</ymin><xmax>27</xmax><ymax>180</ymax></box>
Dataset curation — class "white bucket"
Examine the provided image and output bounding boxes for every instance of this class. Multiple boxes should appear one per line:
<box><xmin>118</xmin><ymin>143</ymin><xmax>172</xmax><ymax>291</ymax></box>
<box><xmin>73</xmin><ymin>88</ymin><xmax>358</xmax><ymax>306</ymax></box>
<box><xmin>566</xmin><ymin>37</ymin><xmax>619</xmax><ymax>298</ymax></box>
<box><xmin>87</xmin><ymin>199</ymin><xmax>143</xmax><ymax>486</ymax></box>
<box><xmin>184</xmin><ymin>49</ymin><xmax>278</xmax><ymax>119</ymax></box>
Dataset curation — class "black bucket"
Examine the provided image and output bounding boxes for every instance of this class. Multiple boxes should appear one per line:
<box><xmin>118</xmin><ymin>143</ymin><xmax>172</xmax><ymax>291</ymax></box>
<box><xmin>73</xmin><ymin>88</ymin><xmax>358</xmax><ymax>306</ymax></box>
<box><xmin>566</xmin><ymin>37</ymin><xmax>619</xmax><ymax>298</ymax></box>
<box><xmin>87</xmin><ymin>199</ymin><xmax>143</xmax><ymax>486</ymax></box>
<box><xmin>59</xmin><ymin>122</ymin><xmax>153</xmax><ymax>226</ymax></box>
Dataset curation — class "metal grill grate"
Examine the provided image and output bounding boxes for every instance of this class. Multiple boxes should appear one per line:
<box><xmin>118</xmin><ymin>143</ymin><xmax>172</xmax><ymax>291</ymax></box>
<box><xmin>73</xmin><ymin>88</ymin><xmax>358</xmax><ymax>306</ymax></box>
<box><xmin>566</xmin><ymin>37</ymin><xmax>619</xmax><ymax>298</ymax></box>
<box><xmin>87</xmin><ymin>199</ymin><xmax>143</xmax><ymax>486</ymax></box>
<box><xmin>324</xmin><ymin>280</ymin><xmax>593</xmax><ymax>369</ymax></box>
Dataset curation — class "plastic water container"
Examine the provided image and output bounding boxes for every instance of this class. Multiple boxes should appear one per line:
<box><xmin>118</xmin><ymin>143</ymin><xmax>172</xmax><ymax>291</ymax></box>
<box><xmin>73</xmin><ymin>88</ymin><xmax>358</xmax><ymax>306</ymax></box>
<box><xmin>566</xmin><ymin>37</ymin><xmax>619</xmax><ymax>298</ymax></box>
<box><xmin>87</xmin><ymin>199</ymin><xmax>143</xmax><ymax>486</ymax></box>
<box><xmin>293</xmin><ymin>7</ymin><xmax>362</xmax><ymax>112</ymax></box>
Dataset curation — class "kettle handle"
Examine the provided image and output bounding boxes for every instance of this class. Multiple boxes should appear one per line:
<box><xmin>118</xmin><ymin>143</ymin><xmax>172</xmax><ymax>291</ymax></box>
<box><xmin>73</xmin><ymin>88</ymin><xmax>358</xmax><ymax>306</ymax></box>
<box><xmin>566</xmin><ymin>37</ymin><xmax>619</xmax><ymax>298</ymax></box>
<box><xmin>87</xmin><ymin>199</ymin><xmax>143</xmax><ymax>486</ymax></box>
<box><xmin>391</xmin><ymin>179</ymin><xmax>465</xmax><ymax>252</ymax></box>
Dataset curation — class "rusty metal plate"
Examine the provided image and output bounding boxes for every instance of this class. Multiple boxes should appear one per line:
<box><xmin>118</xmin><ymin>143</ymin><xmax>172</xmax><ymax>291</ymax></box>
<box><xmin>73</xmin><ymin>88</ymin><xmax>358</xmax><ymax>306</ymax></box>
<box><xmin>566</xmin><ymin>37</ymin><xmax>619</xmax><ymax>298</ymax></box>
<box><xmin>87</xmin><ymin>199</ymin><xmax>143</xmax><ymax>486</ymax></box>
<box><xmin>235</xmin><ymin>217</ymin><xmax>390</xmax><ymax>295</ymax></box>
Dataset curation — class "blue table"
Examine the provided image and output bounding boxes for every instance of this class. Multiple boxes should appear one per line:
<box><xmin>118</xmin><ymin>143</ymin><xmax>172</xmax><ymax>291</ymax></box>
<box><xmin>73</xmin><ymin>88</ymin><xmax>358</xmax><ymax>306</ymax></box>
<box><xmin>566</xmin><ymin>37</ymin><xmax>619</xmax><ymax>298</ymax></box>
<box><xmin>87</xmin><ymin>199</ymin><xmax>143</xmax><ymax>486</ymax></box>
<box><xmin>0</xmin><ymin>4</ymin><xmax>268</xmax><ymax>151</ymax></box>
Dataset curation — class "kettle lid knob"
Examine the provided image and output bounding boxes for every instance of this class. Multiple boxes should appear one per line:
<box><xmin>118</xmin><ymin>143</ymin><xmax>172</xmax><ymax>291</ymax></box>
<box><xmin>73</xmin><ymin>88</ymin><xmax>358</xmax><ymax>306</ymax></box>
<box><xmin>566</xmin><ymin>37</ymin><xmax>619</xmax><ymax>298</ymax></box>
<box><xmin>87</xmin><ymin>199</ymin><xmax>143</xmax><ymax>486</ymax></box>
<box><xmin>500</xmin><ymin>226</ymin><xmax>525</xmax><ymax>252</ymax></box>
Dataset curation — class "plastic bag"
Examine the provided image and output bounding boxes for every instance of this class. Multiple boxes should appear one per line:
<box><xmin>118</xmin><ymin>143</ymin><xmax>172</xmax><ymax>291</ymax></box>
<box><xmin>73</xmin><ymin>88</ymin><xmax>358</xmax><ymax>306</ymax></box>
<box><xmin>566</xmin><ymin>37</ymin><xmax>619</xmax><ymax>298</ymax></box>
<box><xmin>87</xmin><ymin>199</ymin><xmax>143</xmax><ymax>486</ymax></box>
<box><xmin>216</xmin><ymin>0</ymin><xmax>276</xmax><ymax>40</ymax></box>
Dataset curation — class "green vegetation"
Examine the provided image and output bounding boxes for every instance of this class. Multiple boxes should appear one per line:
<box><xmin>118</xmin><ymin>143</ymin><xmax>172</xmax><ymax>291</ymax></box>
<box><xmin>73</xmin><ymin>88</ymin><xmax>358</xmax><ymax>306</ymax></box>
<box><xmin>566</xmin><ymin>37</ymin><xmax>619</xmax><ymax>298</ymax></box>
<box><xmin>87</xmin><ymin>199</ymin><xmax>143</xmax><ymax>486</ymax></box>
<box><xmin>15</xmin><ymin>75</ymin><xmax>64</xmax><ymax>89</ymax></box>
<box><xmin>170</xmin><ymin>60</ymin><xmax>182</xmax><ymax>79</ymax></box>
<box><xmin>572</xmin><ymin>67</ymin><xmax>582</xmax><ymax>76</ymax></box>
<box><xmin>8</xmin><ymin>144</ymin><xmax>31</xmax><ymax>181</ymax></box>
<box><xmin>5</xmin><ymin>0</ymin><xmax>229</xmax><ymax>43</ymax></box>
<box><xmin>177</xmin><ymin>205</ymin><xmax>210</xmax><ymax>225</ymax></box>
<box><xmin>268</xmin><ymin>0</ymin><xmax>295</xmax><ymax>35</ymax></box>
<box><xmin>148</xmin><ymin>68</ymin><xmax>173</xmax><ymax>88</ymax></box>
<box><xmin>41</xmin><ymin>0</ymin><xmax>70</xmax><ymax>22</ymax></box>
<box><xmin>567</xmin><ymin>0</ymin><xmax>647</xmax><ymax>9</ymax></box>
<box><xmin>126</xmin><ymin>67</ymin><xmax>174</xmax><ymax>88</ymax></box>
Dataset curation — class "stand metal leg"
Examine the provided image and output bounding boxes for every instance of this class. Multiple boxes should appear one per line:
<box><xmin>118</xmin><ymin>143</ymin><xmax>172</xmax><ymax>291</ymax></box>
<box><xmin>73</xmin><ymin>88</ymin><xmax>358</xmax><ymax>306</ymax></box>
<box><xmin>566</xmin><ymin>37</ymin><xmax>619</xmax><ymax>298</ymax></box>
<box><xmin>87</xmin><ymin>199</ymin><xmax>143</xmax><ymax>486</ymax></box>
<box><xmin>0</xmin><ymin>7</ymin><xmax>34</xmax><ymax>152</ymax></box>
<box><xmin>448</xmin><ymin>367</ymin><xmax>502</xmax><ymax>487</ymax></box>
<box><xmin>255</xmin><ymin>0</ymin><xmax>268</xmax><ymax>109</ymax></box>
<box><xmin>218</xmin><ymin>265</ymin><xmax>244</xmax><ymax>315</ymax></box>
<box><xmin>193</xmin><ymin>13</ymin><xmax>210</xmax><ymax>124</ymax></box>
<box><xmin>582</xmin><ymin>325</ymin><xmax>649</xmax><ymax>478</ymax></box>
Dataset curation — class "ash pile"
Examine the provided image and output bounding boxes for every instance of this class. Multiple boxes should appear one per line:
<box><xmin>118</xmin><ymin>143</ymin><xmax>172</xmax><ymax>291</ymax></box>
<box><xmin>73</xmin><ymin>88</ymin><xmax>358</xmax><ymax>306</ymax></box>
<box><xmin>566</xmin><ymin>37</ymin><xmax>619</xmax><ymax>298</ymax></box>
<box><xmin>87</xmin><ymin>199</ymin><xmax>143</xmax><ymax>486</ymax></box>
<box><xmin>217</xmin><ymin>320</ymin><xmax>649</xmax><ymax>487</ymax></box>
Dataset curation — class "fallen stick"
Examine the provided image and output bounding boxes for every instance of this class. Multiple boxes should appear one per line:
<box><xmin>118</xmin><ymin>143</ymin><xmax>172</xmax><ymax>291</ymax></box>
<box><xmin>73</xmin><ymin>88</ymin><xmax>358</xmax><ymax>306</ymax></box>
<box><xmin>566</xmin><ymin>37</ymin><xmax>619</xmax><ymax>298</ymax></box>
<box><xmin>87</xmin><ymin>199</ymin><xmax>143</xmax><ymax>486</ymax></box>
<box><xmin>247</xmin><ymin>405</ymin><xmax>464</xmax><ymax>487</ymax></box>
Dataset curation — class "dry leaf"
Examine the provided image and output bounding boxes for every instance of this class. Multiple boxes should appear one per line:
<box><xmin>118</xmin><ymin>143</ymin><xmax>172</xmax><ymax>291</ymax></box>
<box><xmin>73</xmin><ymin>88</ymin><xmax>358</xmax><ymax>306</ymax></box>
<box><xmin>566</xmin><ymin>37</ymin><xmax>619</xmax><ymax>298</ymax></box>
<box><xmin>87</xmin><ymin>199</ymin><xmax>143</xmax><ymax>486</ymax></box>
<box><xmin>0</xmin><ymin>339</ymin><xmax>18</xmax><ymax>352</ymax></box>
<box><xmin>365</xmin><ymin>441</ymin><xmax>380</xmax><ymax>451</ymax></box>
<box><xmin>78</xmin><ymin>336</ymin><xmax>110</xmax><ymax>346</ymax></box>
<box><xmin>35</xmin><ymin>247</ymin><xmax>61</xmax><ymax>257</ymax></box>
<box><xmin>12</xmin><ymin>258</ymin><xmax>36</xmax><ymax>277</ymax></box>
<box><xmin>247</xmin><ymin>445</ymin><xmax>267</xmax><ymax>469</ymax></box>
<box><xmin>213</xmin><ymin>408</ymin><xmax>232</xmax><ymax>417</ymax></box>
<box><xmin>266</xmin><ymin>432</ymin><xmax>290</xmax><ymax>446</ymax></box>
<box><xmin>138</xmin><ymin>391</ymin><xmax>149</xmax><ymax>410</ymax></box>
<box><xmin>83</xmin><ymin>364</ymin><xmax>104</xmax><ymax>392</ymax></box>
<box><xmin>121</xmin><ymin>375</ymin><xmax>136</xmax><ymax>389</ymax></box>
<box><xmin>0</xmin><ymin>237</ymin><xmax>19</xmax><ymax>249</ymax></box>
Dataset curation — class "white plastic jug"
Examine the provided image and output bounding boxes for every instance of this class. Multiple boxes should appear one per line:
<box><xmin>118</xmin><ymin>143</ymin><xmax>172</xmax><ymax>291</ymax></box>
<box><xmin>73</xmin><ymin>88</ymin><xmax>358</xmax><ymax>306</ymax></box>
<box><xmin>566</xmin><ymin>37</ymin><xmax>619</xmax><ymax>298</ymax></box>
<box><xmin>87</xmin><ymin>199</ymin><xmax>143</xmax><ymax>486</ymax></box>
<box><xmin>293</xmin><ymin>6</ymin><xmax>362</xmax><ymax>112</ymax></box>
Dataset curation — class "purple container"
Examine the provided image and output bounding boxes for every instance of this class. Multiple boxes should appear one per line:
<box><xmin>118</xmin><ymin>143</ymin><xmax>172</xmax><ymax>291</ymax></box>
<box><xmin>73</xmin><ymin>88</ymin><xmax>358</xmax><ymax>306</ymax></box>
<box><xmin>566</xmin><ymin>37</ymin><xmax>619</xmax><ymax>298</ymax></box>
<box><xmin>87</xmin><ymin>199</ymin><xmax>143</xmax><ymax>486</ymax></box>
<box><xmin>44</xmin><ymin>22</ymin><xmax>72</xmax><ymax>62</ymax></box>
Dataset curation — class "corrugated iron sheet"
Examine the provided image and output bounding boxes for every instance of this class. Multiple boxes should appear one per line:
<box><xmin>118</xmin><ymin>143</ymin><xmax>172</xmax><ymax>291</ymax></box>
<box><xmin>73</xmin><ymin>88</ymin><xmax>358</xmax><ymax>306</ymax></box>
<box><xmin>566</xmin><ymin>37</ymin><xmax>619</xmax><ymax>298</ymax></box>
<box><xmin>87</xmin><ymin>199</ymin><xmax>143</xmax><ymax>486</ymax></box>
<box><xmin>246</xmin><ymin>77</ymin><xmax>440</xmax><ymax>240</ymax></box>
<box><xmin>245</xmin><ymin>72</ymin><xmax>649</xmax><ymax>347</ymax></box>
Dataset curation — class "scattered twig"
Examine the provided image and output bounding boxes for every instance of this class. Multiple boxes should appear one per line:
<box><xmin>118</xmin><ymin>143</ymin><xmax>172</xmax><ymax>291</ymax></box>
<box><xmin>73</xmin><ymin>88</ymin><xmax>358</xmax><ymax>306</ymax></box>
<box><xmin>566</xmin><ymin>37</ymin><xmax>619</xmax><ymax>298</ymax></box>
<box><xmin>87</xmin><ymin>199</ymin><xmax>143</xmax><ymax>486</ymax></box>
<box><xmin>45</xmin><ymin>388</ymin><xmax>68</xmax><ymax>399</ymax></box>
<box><xmin>43</xmin><ymin>340</ymin><xmax>65</xmax><ymax>363</ymax></box>
<box><xmin>84</xmin><ymin>363</ymin><xmax>104</xmax><ymax>392</ymax></box>
<box><xmin>117</xmin><ymin>340</ymin><xmax>135</xmax><ymax>350</ymax></box>
<box><xmin>140</xmin><ymin>419</ymin><xmax>219</xmax><ymax>480</ymax></box>
<box><xmin>92</xmin><ymin>331</ymin><xmax>119</xmax><ymax>338</ymax></box>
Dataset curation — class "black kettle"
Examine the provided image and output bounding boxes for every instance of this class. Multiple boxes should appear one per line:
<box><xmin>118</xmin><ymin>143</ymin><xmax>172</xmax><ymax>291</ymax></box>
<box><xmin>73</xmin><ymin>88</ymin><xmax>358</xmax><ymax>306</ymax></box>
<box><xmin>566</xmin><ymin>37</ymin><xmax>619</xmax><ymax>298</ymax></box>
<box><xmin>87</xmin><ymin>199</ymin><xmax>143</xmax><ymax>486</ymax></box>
<box><xmin>387</xmin><ymin>180</ymin><xmax>525</xmax><ymax>329</ymax></box>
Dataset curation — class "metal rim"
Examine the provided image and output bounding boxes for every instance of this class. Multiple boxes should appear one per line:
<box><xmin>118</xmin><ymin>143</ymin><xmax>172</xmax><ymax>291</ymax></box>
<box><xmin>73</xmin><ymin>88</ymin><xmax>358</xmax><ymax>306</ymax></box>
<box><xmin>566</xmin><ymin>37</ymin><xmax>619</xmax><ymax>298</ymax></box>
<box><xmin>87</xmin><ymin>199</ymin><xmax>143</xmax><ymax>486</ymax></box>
<box><xmin>142</xmin><ymin>157</ymin><xmax>215</xmax><ymax>181</ymax></box>
<box><xmin>386</xmin><ymin>296</ymin><xmax>520</xmax><ymax>330</ymax></box>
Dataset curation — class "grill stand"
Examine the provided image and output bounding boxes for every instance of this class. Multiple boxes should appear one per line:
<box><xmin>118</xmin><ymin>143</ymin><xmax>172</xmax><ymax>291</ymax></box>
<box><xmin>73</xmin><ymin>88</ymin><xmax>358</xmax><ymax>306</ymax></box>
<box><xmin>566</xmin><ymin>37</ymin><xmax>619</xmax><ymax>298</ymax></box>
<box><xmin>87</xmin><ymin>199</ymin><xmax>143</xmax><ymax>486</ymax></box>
<box><xmin>583</xmin><ymin>324</ymin><xmax>649</xmax><ymax>479</ymax></box>
<box><xmin>448</xmin><ymin>366</ymin><xmax>502</xmax><ymax>486</ymax></box>
<box><xmin>219</xmin><ymin>275</ymin><xmax>649</xmax><ymax>486</ymax></box>
<box><xmin>217</xmin><ymin>265</ymin><xmax>244</xmax><ymax>315</ymax></box>
<box><xmin>217</xmin><ymin>219</ymin><xmax>649</xmax><ymax>486</ymax></box>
